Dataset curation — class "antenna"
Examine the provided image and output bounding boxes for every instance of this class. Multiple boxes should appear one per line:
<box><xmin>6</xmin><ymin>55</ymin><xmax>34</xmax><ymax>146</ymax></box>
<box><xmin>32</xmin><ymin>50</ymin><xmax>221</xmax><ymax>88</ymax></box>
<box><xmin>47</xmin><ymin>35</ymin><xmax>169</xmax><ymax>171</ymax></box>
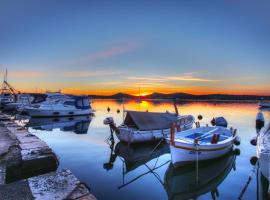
<box><xmin>5</xmin><ymin>69</ymin><xmax>7</xmax><ymax>83</ymax></box>
<box><xmin>122</xmin><ymin>97</ymin><xmax>125</xmax><ymax>121</ymax></box>
<box><xmin>173</xmin><ymin>102</ymin><xmax>179</xmax><ymax>116</ymax></box>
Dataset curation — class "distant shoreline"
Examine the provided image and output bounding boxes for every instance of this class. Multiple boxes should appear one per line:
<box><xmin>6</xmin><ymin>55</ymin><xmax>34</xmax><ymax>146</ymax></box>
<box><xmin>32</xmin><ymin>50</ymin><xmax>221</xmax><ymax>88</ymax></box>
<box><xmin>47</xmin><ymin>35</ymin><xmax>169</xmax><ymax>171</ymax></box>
<box><xmin>90</xmin><ymin>98</ymin><xmax>261</xmax><ymax>103</ymax></box>
<box><xmin>88</xmin><ymin>92</ymin><xmax>270</xmax><ymax>102</ymax></box>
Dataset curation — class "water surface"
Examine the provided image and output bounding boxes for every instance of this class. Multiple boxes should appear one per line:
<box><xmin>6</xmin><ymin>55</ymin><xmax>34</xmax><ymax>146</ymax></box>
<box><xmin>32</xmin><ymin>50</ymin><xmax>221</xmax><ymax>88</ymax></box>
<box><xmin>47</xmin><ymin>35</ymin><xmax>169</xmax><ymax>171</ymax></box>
<box><xmin>24</xmin><ymin>100</ymin><xmax>270</xmax><ymax>200</ymax></box>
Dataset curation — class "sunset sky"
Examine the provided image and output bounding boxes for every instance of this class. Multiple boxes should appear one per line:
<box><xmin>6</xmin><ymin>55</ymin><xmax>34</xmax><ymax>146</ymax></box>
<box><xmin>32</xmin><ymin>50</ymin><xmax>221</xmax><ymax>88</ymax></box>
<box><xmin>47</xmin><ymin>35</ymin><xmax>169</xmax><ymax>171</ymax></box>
<box><xmin>1</xmin><ymin>0</ymin><xmax>270</xmax><ymax>95</ymax></box>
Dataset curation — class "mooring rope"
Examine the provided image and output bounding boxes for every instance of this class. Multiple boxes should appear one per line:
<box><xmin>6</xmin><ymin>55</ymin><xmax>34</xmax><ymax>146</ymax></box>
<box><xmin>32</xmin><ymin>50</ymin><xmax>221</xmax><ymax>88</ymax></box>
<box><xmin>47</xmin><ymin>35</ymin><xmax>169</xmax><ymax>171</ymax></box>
<box><xmin>238</xmin><ymin>161</ymin><xmax>258</xmax><ymax>200</ymax></box>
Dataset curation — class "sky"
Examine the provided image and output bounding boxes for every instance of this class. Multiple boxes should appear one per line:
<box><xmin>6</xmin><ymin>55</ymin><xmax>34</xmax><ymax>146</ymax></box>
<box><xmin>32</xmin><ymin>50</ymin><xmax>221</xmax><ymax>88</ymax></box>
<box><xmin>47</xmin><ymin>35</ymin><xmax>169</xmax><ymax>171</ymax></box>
<box><xmin>1</xmin><ymin>0</ymin><xmax>270</xmax><ymax>95</ymax></box>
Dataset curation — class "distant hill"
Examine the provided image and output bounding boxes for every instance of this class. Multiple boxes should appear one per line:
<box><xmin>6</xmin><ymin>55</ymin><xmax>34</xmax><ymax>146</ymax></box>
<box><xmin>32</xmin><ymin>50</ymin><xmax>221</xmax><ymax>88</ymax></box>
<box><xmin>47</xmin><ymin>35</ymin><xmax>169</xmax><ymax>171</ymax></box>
<box><xmin>89</xmin><ymin>92</ymin><xmax>134</xmax><ymax>99</ymax></box>
<box><xmin>89</xmin><ymin>92</ymin><xmax>270</xmax><ymax>101</ymax></box>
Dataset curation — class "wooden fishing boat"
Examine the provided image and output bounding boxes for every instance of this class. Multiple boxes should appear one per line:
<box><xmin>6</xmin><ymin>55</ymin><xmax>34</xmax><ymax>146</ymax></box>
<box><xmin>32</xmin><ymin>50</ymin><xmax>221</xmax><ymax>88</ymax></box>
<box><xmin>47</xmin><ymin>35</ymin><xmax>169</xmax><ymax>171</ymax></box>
<box><xmin>104</xmin><ymin>111</ymin><xmax>195</xmax><ymax>143</ymax></box>
<box><xmin>167</xmin><ymin>124</ymin><xmax>238</xmax><ymax>166</ymax></box>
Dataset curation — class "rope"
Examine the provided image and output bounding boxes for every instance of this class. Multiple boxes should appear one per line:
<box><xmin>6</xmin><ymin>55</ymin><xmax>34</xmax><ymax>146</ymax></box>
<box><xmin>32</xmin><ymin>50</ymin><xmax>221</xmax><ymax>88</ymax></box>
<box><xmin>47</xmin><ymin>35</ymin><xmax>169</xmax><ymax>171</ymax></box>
<box><xmin>118</xmin><ymin>160</ymin><xmax>170</xmax><ymax>189</ymax></box>
<box><xmin>238</xmin><ymin>161</ymin><xmax>258</xmax><ymax>199</ymax></box>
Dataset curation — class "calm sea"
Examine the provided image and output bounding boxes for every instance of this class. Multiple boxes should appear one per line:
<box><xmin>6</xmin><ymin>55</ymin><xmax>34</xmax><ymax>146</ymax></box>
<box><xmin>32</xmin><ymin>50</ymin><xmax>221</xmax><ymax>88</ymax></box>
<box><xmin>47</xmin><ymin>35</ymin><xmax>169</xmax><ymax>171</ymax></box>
<box><xmin>25</xmin><ymin>100</ymin><xmax>270</xmax><ymax>200</ymax></box>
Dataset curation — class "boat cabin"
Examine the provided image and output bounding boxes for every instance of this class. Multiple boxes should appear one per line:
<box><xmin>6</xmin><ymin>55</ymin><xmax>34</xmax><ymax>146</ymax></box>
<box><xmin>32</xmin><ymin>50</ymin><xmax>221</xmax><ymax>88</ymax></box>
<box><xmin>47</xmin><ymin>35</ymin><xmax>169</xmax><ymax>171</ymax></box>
<box><xmin>123</xmin><ymin>111</ymin><xmax>177</xmax><ymax>131</ymax></box>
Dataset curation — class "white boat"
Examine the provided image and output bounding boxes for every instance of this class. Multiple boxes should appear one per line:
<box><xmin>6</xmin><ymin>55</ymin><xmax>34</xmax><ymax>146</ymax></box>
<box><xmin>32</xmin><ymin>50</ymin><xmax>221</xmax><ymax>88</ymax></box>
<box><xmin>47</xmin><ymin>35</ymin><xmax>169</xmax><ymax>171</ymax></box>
<box><xmin>167</xmin><ymin>125</ymin><xmax>237</xmax><ymax>166</ymax></box>
<box><xmin>259</xmin><ymin>101</ymin><xmax>270</xmax><ymax>108</ymax></box>
<box><xmin>3</xmin><ymin>94</ymin><xmax>32</xmax><ymax>111</ymax></box>
<box><xmin>104</xmin><ymin>111</ymin><xmax>195</xmax><ymax>144</ymax></box>
<box><xmin>0</xmin><ymin>93</ymin><xmax>14</xmax><ymax>106</ymax></box>
<box><xmin>257</xmin><ymin>122</ymin><xmax>270</xmax><ymax>198</ymax></box>
<box><xmin>23</xmin><ymin>95</ymin><xmax>93</xmax><ymax>117</ymax></box>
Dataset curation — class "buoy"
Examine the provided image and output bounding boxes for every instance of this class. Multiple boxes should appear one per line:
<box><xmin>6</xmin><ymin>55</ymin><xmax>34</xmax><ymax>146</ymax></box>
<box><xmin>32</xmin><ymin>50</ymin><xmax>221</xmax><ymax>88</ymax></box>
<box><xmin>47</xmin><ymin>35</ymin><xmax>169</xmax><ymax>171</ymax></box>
<box><xmin>256</xmin><ymin>111</ymin><xmax>264</xmax><ymax>133</ymax></box>
<box><xmin>250</xmin><ymin>136</ymin><xmax>257</xmax><ymax>146</ymax></box>
<box><xmin>234</xmin><ymin>135</ymin><xmax>241</xmax><ymax>146</ymax></box>
<box><xmin>116</xmin><ymin>109</ymin><xmax>120</xmax><ymax>114</ymax></box>
<box><xmin>250</xmin><ymin>156</ymin><xmax>258</xmax><ymax>166</ymax></box>
<box><xmin>107</xmin><ymin>107</ymin><xmax>111</xmax><ymax>112</ymax></box>
<box><xmin>233</xmin><ymin>148</ymin><xmax>241</xmax><ymax>156</ymax></box>
<box><xmin>198</xmin><ymin>115</ymin><xmax>203</xmax><ymax>120</ymax></box>
<box><xmin>211</xmin><ymin>118</ymin><xmax>216</xmax><ymax>126</ymax></box>
<box><xmin>212</xmin><ymin>117</ymin><xmax>228</xmax><ymax>127</ymax></box>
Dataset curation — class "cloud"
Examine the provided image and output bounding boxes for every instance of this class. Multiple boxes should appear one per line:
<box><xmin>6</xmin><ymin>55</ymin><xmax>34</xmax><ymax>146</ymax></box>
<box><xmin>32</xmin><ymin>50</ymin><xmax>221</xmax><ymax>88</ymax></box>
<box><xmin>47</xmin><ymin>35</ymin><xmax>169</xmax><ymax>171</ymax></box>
<box><xmin>127</xmin><ymin>74</ymin><xmax>221</xmax><ymax>83</ymax></box>
<box><xmin>165</xmin><ymin>75</ymin><xmax>221</xmax><ymax>82</ymax></box>
<box><xmin>63</xmin><ymin>69</ymin><xmax>124</xmax><ymax>78</ymax></box>
<box><xmin>66</xmin><ymin>42</ymin><xmax>139</xmax><ymax>66</ymax></box>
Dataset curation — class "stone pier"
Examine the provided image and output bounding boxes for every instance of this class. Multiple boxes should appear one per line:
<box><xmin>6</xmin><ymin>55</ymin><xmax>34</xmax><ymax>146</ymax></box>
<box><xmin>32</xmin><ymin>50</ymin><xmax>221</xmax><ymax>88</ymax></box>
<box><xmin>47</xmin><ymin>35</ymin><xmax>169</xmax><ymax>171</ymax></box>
<box><xmin>0</xmin><ymin>113</ymin><xmax>96</xmax><ymax>200</ymax></box>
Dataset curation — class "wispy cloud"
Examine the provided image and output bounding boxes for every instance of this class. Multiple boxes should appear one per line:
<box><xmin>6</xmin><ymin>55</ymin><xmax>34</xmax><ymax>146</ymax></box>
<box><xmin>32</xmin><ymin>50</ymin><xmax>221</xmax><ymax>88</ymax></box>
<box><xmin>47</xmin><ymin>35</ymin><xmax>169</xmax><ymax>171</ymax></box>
<box><xmin>66</xmin><ymin>42</ymin><xmax>139</xmax><ymax>66</ymax></box>
<box><xmin>165</xmin><ymin>76</ymin><xmax>221</xmax><ymax>82</ymax></box>
<box><xmin>127</xmin><ymin>74</ymin><xmax>221</xmax><ymax>83</ymax></box>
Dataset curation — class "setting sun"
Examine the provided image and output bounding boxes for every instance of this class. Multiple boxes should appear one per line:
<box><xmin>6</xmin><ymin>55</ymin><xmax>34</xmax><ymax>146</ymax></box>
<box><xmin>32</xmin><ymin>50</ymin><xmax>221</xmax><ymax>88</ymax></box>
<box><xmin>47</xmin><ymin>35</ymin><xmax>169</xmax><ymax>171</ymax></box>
<box><xmin>133</xmin><ymin>92</ymin><xmax>152</xmax><ymax>97</ymax></box>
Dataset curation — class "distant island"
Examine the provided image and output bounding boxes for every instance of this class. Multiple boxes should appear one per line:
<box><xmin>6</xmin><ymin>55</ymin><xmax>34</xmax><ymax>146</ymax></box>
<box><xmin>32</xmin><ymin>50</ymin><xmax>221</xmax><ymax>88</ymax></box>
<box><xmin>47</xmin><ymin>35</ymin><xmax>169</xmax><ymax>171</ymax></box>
<box><xmin>88</xmin><ymin>92</ymin><xmax>270</xmax><ymax>101</ymax></box>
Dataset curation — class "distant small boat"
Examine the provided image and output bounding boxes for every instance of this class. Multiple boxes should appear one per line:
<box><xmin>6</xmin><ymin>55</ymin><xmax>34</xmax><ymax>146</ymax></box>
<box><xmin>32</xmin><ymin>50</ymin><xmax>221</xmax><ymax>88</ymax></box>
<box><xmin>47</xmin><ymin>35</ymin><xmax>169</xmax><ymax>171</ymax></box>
<box><xmin>24</xmin><ymin>95</ymin><xmax>93</xmax><ymax>117</ymax></box>
<box><xmin>259</xmin><ymin>101</ymin><xmax>270</xmax><ymax>108</ymax></box>
<box><xmin>104</xmin><ymin>111</ymin><xmax>195</xmax><ymax>143</ymax></box>
<box><xmin>167</xmin><ymin>125</ymin><xmax>238</xmax><ymax>166</ymax></box>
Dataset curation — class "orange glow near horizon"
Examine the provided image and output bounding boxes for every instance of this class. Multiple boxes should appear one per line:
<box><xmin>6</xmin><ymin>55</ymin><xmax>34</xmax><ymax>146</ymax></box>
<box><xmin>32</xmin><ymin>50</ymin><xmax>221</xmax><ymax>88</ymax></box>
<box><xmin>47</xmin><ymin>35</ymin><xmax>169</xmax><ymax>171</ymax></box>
<box><xmin>16</xmin><ymin>86</ymin><xmax>270</xmax><ymax>96</ymax></box>
<box><xmin>133</xmin><ymin>92</ymin><xmax>152</xmax><ymax>97</ymax></box>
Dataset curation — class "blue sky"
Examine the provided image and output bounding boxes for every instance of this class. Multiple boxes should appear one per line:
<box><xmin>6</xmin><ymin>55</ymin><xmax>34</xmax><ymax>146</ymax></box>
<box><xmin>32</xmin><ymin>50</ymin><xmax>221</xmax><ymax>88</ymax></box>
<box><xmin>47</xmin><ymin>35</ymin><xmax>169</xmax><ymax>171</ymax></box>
<box><xmin>1</xmin><ymin>0</ymin><xmax>270</xmax><ymax>95</ymax></box>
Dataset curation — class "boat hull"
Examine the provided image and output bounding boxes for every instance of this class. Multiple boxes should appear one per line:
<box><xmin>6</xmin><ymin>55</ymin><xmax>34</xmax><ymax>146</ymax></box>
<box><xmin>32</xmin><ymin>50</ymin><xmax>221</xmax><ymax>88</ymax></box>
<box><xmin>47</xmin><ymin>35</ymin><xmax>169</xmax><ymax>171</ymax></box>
<box><xmin>257</xmin><ymin>123</ymin><xmax>270</xmax><ymax>197</ymax></box>
<box><xmin>170</xmin><ymin>143</ymin><xmax>233</xmax><ymax>166</ymax></box>
<box><xmin>116</xmin><ymin>122</ymin><xmax>193</xmax><ymax>144</ymax></box>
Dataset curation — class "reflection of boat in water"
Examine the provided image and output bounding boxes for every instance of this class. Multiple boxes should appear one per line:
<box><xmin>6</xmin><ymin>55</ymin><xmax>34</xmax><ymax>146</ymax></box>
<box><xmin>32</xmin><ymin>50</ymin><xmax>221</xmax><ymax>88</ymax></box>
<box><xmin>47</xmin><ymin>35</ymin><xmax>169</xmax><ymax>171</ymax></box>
<box><xmin>259</xmin><ymin>101</ymin><xmax>270</xmax><ymax>108</ymax></box>
<box><xmin>257</xmin><ymin>122</ymin><xmax>270</xmax><ymax>199</ymax></box>
<box><xmin>259</xmin><ymin>107</ymin><xmax>270</xmax><ymax>112</ymax></box>
<box><xmin>165</xmin><ymin>151</ymin><xmax>236</xmax><ymax>200</ymax></box>
<box><xmin>26</xmin><ymin>115</ymin><xmax>92</xmax><ymax>134</ymax></box>
<box><xmin>115</xmin><ymin>141</ymin><xmax>170</xmax><ymax>173</ymax></box>
<box><xmin>103</xmin><ymin>140</ymin><xmax>170</xmax><ymax>189</ymax></box>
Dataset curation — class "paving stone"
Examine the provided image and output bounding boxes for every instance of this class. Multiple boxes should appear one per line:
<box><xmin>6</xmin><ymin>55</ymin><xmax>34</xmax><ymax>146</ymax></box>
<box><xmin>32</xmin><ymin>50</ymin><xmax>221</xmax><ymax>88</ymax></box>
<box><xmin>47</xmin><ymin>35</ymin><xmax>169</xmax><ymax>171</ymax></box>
<box><xmin>0</xmin><ymin>179</ymin><xmax>33</xmax><ymax>200</ymax></box>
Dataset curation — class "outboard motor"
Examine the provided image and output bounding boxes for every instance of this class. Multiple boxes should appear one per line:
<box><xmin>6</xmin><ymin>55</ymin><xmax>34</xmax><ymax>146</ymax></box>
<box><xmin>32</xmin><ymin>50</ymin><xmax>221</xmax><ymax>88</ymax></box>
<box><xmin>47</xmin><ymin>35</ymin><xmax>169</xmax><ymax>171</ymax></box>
<box><xmin>103</xmin><ymin>117</ymin><xmax>114</xmax><ymax>125</ymax></box>
<box><xmin>256</xmin><ymin>111</ymin><xmax>264</xmax><ymax>133</ymax></box>
<box><xmin>103</xmin><ymin>117</ymin><xmax>119</xmax><ymax>136</ymax></box>
<box><xmin>211</xmin><ymin>117</ymin><xmax>228</xmax><ymax>127</ymax></box>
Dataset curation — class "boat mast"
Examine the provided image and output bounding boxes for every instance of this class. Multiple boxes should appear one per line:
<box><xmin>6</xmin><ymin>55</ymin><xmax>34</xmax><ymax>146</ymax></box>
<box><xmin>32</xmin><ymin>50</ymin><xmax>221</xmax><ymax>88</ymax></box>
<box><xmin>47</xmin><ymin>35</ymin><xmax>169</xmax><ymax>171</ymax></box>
<box><xmin>1</xmin><ymin>69</ymin><xmax>8</xmax><ymax>94</ymax></box>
